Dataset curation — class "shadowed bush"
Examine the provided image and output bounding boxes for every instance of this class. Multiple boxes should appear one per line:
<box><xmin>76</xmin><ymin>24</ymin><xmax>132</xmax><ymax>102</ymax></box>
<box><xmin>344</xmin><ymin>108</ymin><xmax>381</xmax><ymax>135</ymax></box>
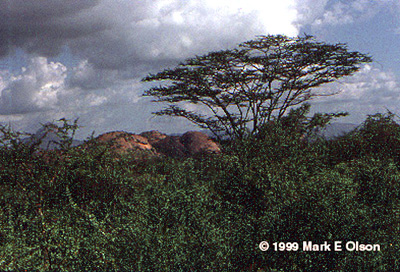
<box><xmin>1</xmin><ymin>116</ymin><xmax>400</xmax><ymax>271</ymax></box>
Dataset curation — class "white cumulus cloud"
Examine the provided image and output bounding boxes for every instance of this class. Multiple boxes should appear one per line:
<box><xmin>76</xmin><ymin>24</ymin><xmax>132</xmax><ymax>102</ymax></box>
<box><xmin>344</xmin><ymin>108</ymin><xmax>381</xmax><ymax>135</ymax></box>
<box><xmin>311</xmin><ymin>64</ymin><xmax>400</xmax><ymax>122</ymax></box>
<box><xmin>295</xmin><ymin>0</ymin><xmax>397</xmax><ymax>30</ymax></box>
<box><xmin>0</xmin><ymin>57</ymin><xmax>67</xmax><ymax>114</ymax></box>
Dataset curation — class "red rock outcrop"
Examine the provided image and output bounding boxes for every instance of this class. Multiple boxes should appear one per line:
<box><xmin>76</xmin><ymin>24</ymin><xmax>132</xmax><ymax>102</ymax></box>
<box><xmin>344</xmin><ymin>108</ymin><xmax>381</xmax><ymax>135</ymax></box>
<box><xmin>180</xmin><ymin>131</ymin><xmax>221</xmax><ymax>155</ymax></box>
<box><xmin>150</xmin><ymin>135</ymin><xmax>187</xmax><ymax>158</ymax></box>
<box><xmin>95</xmin><ymin>131</ymin><xmax>154</xmax><ymax>155</ymax></box>
<box><xmin>139</xmin><ymin>130</ymin><xmax>167</xmax><ymax>145</ymax></box>
<box><xmin>85</xmin><ymin>130</ymin><xmax>221</xmax><ymax>159</ymax></box>
<box><xmin>139</xmin><ymin>131</ymin><xmax>221</xmax><ymax>158</ymax></box>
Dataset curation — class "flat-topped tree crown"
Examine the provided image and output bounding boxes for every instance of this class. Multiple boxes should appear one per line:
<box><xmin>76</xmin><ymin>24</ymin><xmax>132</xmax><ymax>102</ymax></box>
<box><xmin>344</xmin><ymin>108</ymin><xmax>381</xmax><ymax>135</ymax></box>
<box><xmin>142</xmin><ymin>34</ymin><xmax>372</xmax><ymax>141</ymax></box>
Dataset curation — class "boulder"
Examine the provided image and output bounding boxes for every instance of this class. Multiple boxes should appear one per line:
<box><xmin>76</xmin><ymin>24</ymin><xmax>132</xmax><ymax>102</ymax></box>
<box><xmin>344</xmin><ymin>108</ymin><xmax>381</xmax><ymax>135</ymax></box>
<box><xmin>180</xmin><ymin>131</ymin><xmax>221</xmax><ymax>155</ymax></box>
<box><xmin>150</xmin><ymin>135</ymin><xmax>187</xmax><ymax>158</ymax></box>
<box><xmin>140</xmin><ymin>131</ymin><xmax>221</xmax><ymax>158</ymax></box>
<box><xmin>139</xmin><ymin>130</ymin><xmax>167</xmax><ymax>145</ymax></box>
<box><xmin>95</xmin><ymin>131</ymin><xmax>153</xmax><ymax>154</ymax></box>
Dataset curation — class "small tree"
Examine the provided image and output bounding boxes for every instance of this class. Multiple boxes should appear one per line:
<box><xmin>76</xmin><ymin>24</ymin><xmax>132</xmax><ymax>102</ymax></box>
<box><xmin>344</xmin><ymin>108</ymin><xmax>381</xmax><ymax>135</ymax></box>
<box><xmin>142</xmin><ymin>35</ymin><xmax>371</xmax><ymax>140</ymax></box>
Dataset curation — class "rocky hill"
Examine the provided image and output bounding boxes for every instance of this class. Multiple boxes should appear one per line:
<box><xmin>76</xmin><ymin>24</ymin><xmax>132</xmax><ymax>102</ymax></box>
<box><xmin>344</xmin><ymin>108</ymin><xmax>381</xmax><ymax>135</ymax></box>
<box><xmin>91</xmin><ymin>130</ymin><xmax>221</xmax><ymax>158</ymax></box>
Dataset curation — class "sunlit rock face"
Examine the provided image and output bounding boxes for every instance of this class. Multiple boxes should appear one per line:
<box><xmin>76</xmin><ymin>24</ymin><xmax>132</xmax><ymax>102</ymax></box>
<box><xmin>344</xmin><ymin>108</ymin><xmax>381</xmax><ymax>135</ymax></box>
<box><xmin>95</xmin><ymin>131</ymin><xmax>154</xmax><ymax>154</ymax></box>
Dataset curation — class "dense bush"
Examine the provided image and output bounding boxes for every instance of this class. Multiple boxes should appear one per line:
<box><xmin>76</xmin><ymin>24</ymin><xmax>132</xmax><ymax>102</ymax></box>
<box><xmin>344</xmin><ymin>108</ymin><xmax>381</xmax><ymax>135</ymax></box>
<box><xmin>1</xmin><ymin>115</ymin><xmax>399</xmax><ymax>271</ymax></box>
<box><xmin>323</xmin><ymin>112</ymin><xmax>400</xmax><ymax>165</ymax></box>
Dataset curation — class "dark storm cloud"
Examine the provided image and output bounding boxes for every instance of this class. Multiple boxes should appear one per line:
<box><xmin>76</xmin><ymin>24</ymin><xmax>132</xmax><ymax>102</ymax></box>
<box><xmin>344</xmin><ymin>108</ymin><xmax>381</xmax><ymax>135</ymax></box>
<box><xmin>0</xmin><ymin>0</ymin><xmax>283</xmax><ymax>71</ymax></box>
<box><xmin>0</xmin><ymin>0</ymin><xmax>104</xmax><ymax>56</ymax></box>
<box><xmin>0</xmin><ymin>0</ymin><xmax>98</xmax><ymax>20</ymax></box>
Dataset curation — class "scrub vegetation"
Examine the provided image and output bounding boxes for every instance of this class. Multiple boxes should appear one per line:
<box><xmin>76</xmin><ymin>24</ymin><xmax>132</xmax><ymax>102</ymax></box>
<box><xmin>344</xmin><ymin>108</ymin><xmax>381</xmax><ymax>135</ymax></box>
<box><xmin>1</xmin><ymin>110</ymin><xmax>399</xmax><ymax>271</ymax></box>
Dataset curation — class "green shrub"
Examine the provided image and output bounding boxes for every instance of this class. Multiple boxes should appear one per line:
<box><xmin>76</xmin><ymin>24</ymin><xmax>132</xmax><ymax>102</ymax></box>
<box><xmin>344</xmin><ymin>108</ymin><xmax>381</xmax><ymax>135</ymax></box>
<box><xmin>324</xmin><ymin>112</ymin><xmax>400</xmax><ymax>165</ymax></box>
<box><xmin>1</xmin><ymin>116</ymin><xmax>399</xmax><ymax>271</ymax></box>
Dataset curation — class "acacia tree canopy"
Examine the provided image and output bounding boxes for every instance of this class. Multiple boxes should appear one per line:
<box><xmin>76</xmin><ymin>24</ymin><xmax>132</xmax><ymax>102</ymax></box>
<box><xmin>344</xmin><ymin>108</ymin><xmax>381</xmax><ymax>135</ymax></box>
<box><xmin>142</xmin><ymin>35</ymin><xmax>372</xmax><ymax>140</ymax></box>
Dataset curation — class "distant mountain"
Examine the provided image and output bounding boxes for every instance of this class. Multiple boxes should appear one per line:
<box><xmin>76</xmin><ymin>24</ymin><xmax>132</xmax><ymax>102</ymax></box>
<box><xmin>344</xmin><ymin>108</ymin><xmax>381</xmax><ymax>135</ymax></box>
<box><xmin>22</xmin><ymin>123</ymin><xmax>84</xmax><ymax>150</ymax></box>
<box><xmin>318</xmin><ymin>122</ymin><xmax>359</xmax><ymax>139</ymax></box>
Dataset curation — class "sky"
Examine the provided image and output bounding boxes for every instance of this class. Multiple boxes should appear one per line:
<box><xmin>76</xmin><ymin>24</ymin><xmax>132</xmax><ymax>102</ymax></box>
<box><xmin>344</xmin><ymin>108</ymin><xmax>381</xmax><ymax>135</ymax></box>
<box><xmin>0</xmin><ymin>0</ymin><xmax>399</xmax><ymax>139</ymax></box>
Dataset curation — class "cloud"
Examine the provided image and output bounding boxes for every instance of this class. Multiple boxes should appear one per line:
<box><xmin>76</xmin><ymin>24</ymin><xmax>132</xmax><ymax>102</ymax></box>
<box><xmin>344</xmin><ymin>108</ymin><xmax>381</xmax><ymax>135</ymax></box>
<box><xmin>294</xmin><ymin>0</ymin><xmax>330</xmax><ymax>27</ymax></box>
<box><xmin>1</xmin><ymin>0</ymin><xmax>299</xmax><ymax>70</ymax></box>
<box><xmin>3</xmin><ymin>0</ymin><xmax>398</xmax><ymax>136</ymax></box>
<box><xmin>317</xmin><ymin>65</ymin><xmax>399</xmax><ymax>103</ymax></box>
<box><xmin>295</xmin><ymin>0</ymin><xmax>397</xmax><ymax>30</ymax></box>
<box><xmin>67</xmin><ymin>60</ymin><xmax>119</xmax><ymax>90</ymax></box>
<box><xmin>0</xmin><ymin>0</ymin><xmax>301</xmax><ymax>128</ymax></box>
<box><xmin>311</xmin><ymin>64</ymin><xmax>400</xmax><ymax>122</ymax></box>
<box><xmin>0</xmin><ymin>55</ymin><xmax>148</xmax><ymax>138</ymax></box>
<box><xmin>65</xmin><ymin>0</ymin><xmax>299</xmax><ymax>75</ymax></box>
<box><xmin>0</xmin><ymin>57</ymin><xmax>67</xmax><ymax>114</ymax></box>
<box><xmin>0</xmin><ymin>0</ymin><xmax>102</xmax><ymax>57</ymax></box>
<box><xmin>0</xmin><ymin>56</ymin><xmax>144</xmax><ymax>115</ymax></box>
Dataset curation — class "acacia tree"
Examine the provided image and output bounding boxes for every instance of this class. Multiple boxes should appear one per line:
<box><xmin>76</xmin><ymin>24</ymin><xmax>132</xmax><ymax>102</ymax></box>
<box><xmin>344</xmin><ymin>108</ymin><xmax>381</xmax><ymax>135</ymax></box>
<box><xmin>142</xmin><ymin>35</ymin><xmax>372</xmax><ymax>140</ymax></box>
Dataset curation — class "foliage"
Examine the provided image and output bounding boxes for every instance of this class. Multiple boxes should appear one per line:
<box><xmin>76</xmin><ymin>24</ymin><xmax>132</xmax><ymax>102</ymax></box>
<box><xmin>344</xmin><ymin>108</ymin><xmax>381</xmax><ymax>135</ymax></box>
<box><xmin>322</xmin><ymin>111</ymin><xmax>400</xmax><ymax>165</ymax></box>
<box><xmin>142</xmin><ymin>35</ymin><xmax>371</xmax><ymax>140</ymax></box>
<box><xmin>1</xmin><ymin>114</ymin><xmax>400</xmax><ymax>271</ymax></box>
